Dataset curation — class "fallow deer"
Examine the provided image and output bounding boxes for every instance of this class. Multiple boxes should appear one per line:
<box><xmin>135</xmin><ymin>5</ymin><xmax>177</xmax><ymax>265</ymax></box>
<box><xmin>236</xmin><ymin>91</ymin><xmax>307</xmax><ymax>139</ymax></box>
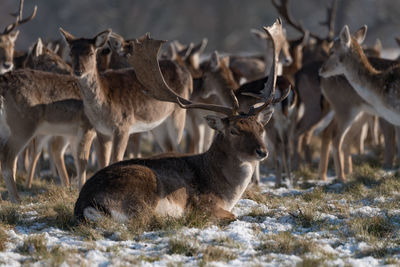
<box><xmin>319</xmin><ymin>25</ymin><xmax>400</xmax><ymax>126</ymax></box>
<box><xmin>59</xmin><ymin>29</ymin><xmax>193</xmax><ymax>166</ymax></box>
<box><xmin>229</xmin><ymin>27</ymin><xmax>292</xmax><ymax>84</ymax></box>
<box><xmin>319</xmin><ymin>25</ymin><xmax>400</xmax><ymax>180</ymax></box>
<box><xmin>74</xmin><ymin>20</ymin><xmax>286</xmax><ymax>222</ymax></box>
<box><xmin>0</xmin><ymin>0</ymin><xmax>37</xmax><ymax>74</ymax></box>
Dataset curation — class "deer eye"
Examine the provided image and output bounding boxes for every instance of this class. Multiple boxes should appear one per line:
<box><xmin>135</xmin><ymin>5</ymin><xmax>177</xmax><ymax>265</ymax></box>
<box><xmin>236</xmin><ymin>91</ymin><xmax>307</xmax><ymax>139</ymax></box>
<box><xmin>230</xmin><ymin>129</ymin><xmax>240</xmax><ymax>136</ymax></box>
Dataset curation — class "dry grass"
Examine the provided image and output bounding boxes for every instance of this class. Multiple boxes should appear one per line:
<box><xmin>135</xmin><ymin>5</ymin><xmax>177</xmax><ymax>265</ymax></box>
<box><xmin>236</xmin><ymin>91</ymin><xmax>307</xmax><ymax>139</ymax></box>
<box><xmin>0</xmin><ymin>227</ymin><xmax>8</xmax><ymax>251</ymax></box>
<box><xmin>257</xmin><ymin>232</ymin><xmax>317</xmax><ymax>255</ymax></box>
<box><xmin>18</xmin><ymin>234</ymin><xmax>48</xmax><ymax>258</ymax></box>
<box><xmin>0</xmin><ymin>204</ymin><xmax>21</xmax><ymax>226</ymax></box>
<box><xmin>348</xmin><ymin>215</ymin><xmax>394</xmax><ymax>241</ymax></box>
<box><xmin>201</xmin><ymin>245</ymin><xmax>237</xmax><ymax>262</ymax></box>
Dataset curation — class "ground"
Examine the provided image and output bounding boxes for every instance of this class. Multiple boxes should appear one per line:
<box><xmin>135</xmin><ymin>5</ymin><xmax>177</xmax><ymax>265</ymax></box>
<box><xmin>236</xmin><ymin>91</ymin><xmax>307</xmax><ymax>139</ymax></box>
<box><xmin>0</xmin><ymin>162</ymin><xmax>400</xmax><ymax>266</ymax></box>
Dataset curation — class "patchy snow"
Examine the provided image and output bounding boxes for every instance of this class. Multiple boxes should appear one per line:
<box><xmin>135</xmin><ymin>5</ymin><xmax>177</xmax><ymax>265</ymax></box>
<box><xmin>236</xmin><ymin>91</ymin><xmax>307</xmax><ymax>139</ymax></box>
<box><xmin>0</xmin><ymin>172</ymin><xmax>399</xmax><ymax>266</ymax></box>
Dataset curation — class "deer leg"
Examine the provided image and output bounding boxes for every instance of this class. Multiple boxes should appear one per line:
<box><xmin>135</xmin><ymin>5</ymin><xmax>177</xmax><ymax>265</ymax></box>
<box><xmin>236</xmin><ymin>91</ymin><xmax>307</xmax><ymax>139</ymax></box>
<box><xmin>318</xmin><ymin>120</ymin><xmax>334</xmax><ymax>181</ymax></box>
<box><xmin>1</xmin><ymin>135</ymin><xmax>32</xmax><ymax>203</ymax></box>
<box><xmin>111</xmin><ymin>128</ymin><xmax>130</xmax><ymax>164</ymax></box>
<box><xmin>25</xmin><ymin>136</ymin><xmax>51</xmax><ymax>188</ymax></box>
<box><xmin>380</xmin><ymin>118</ymin><xmax>395</xmax><ymax>169</ymax></box>
<box><xmin>49</xmin><ymin>136</ymin><xmax>70</xmax><ymax>187</ymax></box>
<box><xmin>72</xmin><ymin>128</ymin><xmax>95</xmax><ymax>189</ymax></box>
<box><xmin>274</xmin><ymin>150</ymin><xmax>283</xmax><ymax>187</ymax></box>
<box><xmin>332</xmin><ymin>113</ymin><xmax>360</xmax><ymax>182</ymax></box>
<box><xmin>251</xmin><ymin>162</ymin><xmax>260</xmax><ymax>186</ymax></box>
<box><xmin>395</xmin><ymin>126</ymin><xmax>400</xmax><ymax>162</ymax></box>
<box><xmin>126</xmin><ymin>133</ymin><xmax>142</xmax><ymax>159</ymax></box>
<box><xmin>94</xmin><ymin>132</ymin><xmax>112</xmax><ymax>168</ymax></box>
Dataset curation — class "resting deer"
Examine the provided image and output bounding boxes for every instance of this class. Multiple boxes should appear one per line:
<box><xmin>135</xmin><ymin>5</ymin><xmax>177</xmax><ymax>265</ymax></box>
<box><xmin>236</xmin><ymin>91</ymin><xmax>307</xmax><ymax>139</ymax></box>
<box><xmin>0</xmin><ymin>0</ymin><xmax>37</xmax><ymax>74</ymax></box>
<box><xmin>60</xmin><ymin>29</ymin><xmax>193</xmax><ymax>166</ymax></box>
<box><xmin>74</xmin><ymin>20</ymin><xmax>286</xmax><ymax>222</ymax></box>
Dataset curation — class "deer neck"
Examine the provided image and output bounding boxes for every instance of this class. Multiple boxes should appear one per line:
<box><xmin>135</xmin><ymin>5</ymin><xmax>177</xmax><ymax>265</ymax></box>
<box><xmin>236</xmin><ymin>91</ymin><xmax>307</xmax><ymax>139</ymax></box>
<box><xmin>77</xmin><ymin>68</ymin><xmax>107</xmax><ymax>107</ymax></box>
<box><xmin>202</xmin><ymin>134</ymin><xmax>256</xmax><ymax>211</ymax></box>
<box><xmin>341</xmin><ymin>48</ymin><xmax>384</xmax><ymax>109</ymax></box>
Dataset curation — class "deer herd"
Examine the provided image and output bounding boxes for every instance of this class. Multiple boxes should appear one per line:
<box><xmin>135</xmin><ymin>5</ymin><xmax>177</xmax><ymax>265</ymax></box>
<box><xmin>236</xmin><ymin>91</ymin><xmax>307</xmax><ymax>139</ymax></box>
<box><xmin>0</xmin><ymin>0</ymin><xmax>399</xmax><ymax>222</ymax></box>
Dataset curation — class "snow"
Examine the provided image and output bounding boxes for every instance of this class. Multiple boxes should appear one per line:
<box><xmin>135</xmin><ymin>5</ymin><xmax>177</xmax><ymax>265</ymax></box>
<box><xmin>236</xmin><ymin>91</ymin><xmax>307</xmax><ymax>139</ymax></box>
<box><xmin>0</xmin><ymin>173</ymin><xmax>398</xmax><ymax>266</ymax></box>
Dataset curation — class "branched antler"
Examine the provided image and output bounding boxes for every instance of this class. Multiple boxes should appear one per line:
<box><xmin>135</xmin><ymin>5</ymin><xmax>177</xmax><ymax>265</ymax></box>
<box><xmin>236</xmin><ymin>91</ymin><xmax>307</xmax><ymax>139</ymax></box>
<box><xmin>319</xmin><ymin>0</ymin><xmax>337</xmax><ymax>41</ymax></box>
<box><xmin>3</xmin><ymin>0</ymin><xmax>37</xmax><ymax>34</ymax></box>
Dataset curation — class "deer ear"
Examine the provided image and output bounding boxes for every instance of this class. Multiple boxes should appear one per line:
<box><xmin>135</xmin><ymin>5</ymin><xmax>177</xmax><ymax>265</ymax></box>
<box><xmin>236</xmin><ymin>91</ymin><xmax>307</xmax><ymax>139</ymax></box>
<box><xmin>354</xmin><ymin>25</ymin><xmax>367</xmax><ymax>45</ymax></box>
<box><xmin>339</xmin><ymin>25</ymin><xmax>351</xmax><ymax>48</ymax></box>
<box><xmin>191</xmin><ymin>38</ymin><xmax>208</xmax><ymax>55</ymax></box>
<box><xmin>205</xmin><ymin>115</ymin><xmax>225</xmax><ymax>131</ymax></box>
<box><xmin>34</xmin><ymin>38</ymin><xmax>44</xmax><ymax>57</ymax></box>
<box><xmin>8</xmin><ymin>30</ymin><xmax>19</xmax><ymax>42</ymax></box>
<box><xmin>94</xmin><ymin>30</ymin><xmax>111</xmax><ymax>48</ymax></box>
<box><xmin>257</xmin><ymin>106</ymin><xmax>274</xmax><ymax>126</ymax></box>
<box><xmin>373</xmin><ymin>38</ymin><xmax>382</xmax><ymax>53</ymax></box>
<box><xmin>59</xmin><ymin>28</ymin><xmax>75</xmax><ymax>44</ymax></box>
<box><xmin>108</xmin><ymin>32</ymin><xmax>124</xmax><ymax>53</ymax></box>
<box><xmin>164</xmin><ymin>43</ymin><xmax>177</xmax><ymax>60</ymax></box>
<box><xmin>251</xmin><ymin>28</ymin><xmax>267</xmax><ymax>40</ymax></box>
<box><xmin>220</xmin><ymin>56</ymin><xmax>230</xmax><ymax>67</ymax></box>
<box><xmin>210</xmin><ymin>51</ymin><xmax>220</xmax><ymax>71</ymax></box>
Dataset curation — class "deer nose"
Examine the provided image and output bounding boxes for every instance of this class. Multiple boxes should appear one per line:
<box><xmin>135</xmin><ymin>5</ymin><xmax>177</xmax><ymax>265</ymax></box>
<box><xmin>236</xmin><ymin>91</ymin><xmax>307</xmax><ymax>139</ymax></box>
<box><xmin>284</xmin><ymin>57</ymin><xmax>292</xmax><ymax>65</ymax></box>
<box><xmin>74</xmin><ymin>70</ymin><xmax>83</xmax><ymax>77</ymax></box>
<box><xmin>3</xmin><ymin>62</ymin><xmax>12</xmax><ymax>70</ymax></box>
<box><xmin>255</xmin><ymin>148</ymin><xmax>268</xmax><ymax>159</ymax></box>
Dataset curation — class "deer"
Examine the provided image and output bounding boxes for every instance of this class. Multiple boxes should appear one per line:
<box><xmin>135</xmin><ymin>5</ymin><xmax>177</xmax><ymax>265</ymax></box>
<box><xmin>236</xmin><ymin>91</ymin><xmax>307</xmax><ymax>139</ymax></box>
<box><xmin>166</xmin><ymin>20</ymin><xmax>294</xmax><ymax>187</ymax></box>
<box><xmin>318</xmin><ymin>31</ymin><xmax>400</xmax><ymax>181</ymax></box>
<box><xmin>59</xmin><ymin>29</ymin><xmax>193</xmax><ymax>166</ymax></box>
<box><xmin>272</xmin><ymin>0</ymin><xmax>397</xmax><ymax>179</ymax></box>
<box><xmin>229</xmin><ymin>27</ymin><xmax>292</xmax><ymax>84</ymax></box>
<box><xmin>319</xmin><ymin>25</ymin><xmax>400</xmax><ymax>126</ymax></box>
<box><xmin>319</xmin><ymin>25</ymin><xmax>400</xmax><ymax>179</ymax></box>
<box><xmin>0</xmin><ymin>0</ymin><xmax>37</xmax><ymax>74</ymax></box>
<box><xmin>74</xmin><ymin>20</ymin><xmax>287</xmax><ymax>222</ymax></box>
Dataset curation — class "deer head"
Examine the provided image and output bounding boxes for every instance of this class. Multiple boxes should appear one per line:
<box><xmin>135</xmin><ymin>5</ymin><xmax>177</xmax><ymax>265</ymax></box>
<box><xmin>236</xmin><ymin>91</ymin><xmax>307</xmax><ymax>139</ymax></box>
<box><xmin>319</xmin><ymin>25</ymin><xmax>367</xmax><ymax>78</ymax></box>
<box><xmin>24</xmin><ymin>38</ymin><xmax>72</xmax><ymax>75</ymax></box>
<box><xmin>59</xmin><ymin>28</ymin><xmax>111</xmax><ymax>77</ymax></box>
<box><xmin>0</xmin><ymin>0</ymin><xmax>37</xmax><ymax>74</ymax></box>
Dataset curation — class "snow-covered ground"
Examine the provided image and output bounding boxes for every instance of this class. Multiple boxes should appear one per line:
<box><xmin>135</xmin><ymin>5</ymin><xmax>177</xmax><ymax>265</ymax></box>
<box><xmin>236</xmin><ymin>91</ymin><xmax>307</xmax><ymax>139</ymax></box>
<box><xmin>0</xmin><ymin>170</ymin><xmax>400</xmax><ymax>266</ymax></box>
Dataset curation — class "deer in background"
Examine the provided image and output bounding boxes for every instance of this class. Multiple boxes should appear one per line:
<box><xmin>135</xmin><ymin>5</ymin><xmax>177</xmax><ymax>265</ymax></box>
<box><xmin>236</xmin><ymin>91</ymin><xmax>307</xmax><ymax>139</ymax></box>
<box><xmin>59</xmin><ymin>29</ymin><xmax>193</xmax><ymax>166</ymax></box>
<box><xmin>0</xmin><ymin>0</ymin><xmax>37</xmax><ymax>74</ymax></box>
<box><xmin>74</xmin><ymin>20</ymin><xmax>286</xmax><ymax>222</ymax></box>
<box><xmin>319</xmin><ymin>26</ymin><xmax>400</xmax><ymax>175</ymax></box>
<box><xmin>318</xmin><ymin>28</ymin><xmax>400</xmax><ymax>181</ymax></box>
<box><xmin>229</xmin><ymin>27</ymin><xmax>292</xmax><ymax>84</ymax></box>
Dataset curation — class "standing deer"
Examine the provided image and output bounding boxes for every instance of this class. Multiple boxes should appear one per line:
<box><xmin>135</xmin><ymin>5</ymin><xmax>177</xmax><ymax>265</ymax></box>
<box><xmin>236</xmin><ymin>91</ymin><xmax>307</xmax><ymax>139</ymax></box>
<box><xmin>319</xmin><ymin>25</ymin><xmax>400</xmax><ymax>150</ymax></box>
<box><xmin>0</xmin><ymin>0</ymin><xmax>37</xmax><ymax>74</ymax></box>
<box><xmin>60</xmin><ymin>29</ymin><xmax>192</xmax><ymax>166</ymax></box>
<box><xmin>74</xmin><ymin>20</ymin><xmax>286</xmax><ymax>222</ymax></box>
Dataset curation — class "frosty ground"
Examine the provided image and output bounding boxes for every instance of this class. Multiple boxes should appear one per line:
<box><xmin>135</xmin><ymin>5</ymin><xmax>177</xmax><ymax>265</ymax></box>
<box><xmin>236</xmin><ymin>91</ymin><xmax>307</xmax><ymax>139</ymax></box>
<box><xmin>0</xmin><ymin>162</ymin><xmax>400</xmax><ymax>266</ymax></box>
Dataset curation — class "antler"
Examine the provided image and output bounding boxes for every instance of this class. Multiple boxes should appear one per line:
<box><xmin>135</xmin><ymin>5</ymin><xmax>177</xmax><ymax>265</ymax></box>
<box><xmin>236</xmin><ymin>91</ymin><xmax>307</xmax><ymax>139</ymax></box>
<box><xmin>319</xmin><ymin>0</ymin><xmax>337</xmax><ymax>41</ymax></box>
<box><xmin>271</xmin><ymin>0</ymin><xmax>324</xmax><ymax>42</ymax></box>
<box><xmin>249</xmin><ymin>19</ymin><xmax>290</xmax><ymax>115</ymax></box>
<box><xmin>128</xmin><ymin>33</ymin><xmax>242</xmax><ymax>117</ymax></box>
<box><xmin>3</xmin><ymin>0</ymin><xmax>37</xmax><ymax>34</ymax></box>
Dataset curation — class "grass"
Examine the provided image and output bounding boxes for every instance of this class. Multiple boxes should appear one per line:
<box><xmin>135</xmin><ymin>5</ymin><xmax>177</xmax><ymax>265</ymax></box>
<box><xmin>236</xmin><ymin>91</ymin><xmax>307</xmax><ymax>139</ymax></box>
<box><xmin>0</xmin><ymin>227</ymin><xmax>8</xmax><ymax>251</ymax></box>
<box><xmin>168</xmin><ymin>238</ymin><xmax>199</xmax><ymax>256</ymax></box>
<box><xmin>18</xmin><ymin>234</ymin><xmax>48</xmax><ymax>258</ymax></box>
<box><xmin>201</xmin><ymin>245</ymin><xmax>237</xmax><ymax>262</ymax></box>
<box><xmin>348</xmin><ymin>215</ymin><xmax>394</xmax><ymax>241</ymax></box>
<box><xmin>0</xmin><ymin>204</ymin><xmax>21</xmax><ymax>226</ymax></box>
<box><xmin>257</xmin><ymin>232</ymin><xmax>317</xmax><ymax>255</ymax></box>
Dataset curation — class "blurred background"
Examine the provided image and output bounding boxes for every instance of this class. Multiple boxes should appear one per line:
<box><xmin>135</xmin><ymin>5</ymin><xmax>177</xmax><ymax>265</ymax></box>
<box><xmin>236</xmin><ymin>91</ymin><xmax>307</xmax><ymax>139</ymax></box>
<box><xmin>1</xmin><ymin>0</ymin><xmax>400</xmax><ymax>57</ymax></box>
